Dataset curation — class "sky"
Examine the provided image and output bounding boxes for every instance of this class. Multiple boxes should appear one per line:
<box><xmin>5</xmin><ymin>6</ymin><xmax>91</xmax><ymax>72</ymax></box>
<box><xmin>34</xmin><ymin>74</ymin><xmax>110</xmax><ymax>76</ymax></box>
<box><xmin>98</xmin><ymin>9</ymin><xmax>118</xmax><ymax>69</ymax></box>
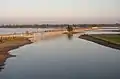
<box><xmin>0</xmin><ymin>0</ymin><xmax>120</xmax><ymax>24</ymax></box>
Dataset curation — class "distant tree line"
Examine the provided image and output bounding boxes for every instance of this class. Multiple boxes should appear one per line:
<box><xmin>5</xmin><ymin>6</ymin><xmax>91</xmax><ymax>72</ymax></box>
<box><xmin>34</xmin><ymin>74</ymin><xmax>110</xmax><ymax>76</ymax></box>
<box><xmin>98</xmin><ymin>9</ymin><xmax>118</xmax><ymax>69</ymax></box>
<box><xmin>0</xmin><ymin>24</ymin><xmax>119</xmax><ymax>28</ymax></box>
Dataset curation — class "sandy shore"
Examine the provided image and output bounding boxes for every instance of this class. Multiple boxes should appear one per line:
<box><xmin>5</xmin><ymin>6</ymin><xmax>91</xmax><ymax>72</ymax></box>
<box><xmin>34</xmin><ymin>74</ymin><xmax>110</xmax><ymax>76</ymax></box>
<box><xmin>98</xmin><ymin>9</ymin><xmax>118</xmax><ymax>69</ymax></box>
<box><xmin>0</xmin><ymin>37</ymin><xmax>32</xmax><ymax>54</ymax></box>
<box><xmin>79</xmin><ymin>34</ymin><xmax>120</xmax><ymax>50</ymax></box>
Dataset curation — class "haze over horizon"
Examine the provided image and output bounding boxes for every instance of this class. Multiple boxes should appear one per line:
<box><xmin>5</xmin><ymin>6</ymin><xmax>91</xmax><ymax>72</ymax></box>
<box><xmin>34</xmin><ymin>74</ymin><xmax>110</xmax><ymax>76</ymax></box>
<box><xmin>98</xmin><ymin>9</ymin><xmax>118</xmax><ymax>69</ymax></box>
<box><xmin>0</xmin><ymin>0</ymin><xmax>120</xmax><ymax>24</ymax></box>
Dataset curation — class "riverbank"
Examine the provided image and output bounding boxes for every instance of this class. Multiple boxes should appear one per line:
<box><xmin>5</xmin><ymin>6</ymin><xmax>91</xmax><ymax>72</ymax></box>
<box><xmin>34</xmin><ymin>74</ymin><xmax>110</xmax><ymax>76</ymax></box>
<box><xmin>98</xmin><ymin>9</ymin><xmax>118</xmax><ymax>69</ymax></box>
<box><xmin>79</xmin><ymin>34</ymin><xmax>120</xmax><ymax>50</ymax></box>
<box><xmin>0</xmin><ymin>37</ymin><xmax>32</xmax><ymax>54</ymax></box>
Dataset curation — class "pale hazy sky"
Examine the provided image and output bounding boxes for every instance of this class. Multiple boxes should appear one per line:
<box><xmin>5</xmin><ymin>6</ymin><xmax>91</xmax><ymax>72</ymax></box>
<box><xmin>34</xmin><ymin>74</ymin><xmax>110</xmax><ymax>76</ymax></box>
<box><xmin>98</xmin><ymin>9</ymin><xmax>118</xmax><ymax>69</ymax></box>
<box><xmin>0</xmin><ymin>0</ymin><xmax>120</xmax><ymax>24</ymax></box>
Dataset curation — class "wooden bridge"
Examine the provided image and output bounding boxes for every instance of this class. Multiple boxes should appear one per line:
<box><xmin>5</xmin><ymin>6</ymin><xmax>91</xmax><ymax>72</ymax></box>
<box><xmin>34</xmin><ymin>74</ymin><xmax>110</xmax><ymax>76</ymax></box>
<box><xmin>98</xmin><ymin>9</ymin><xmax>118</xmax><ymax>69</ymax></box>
<box><xmin>0</xmin><ymin>29</ymin><xmax>65</xmax><ymax>38</ymax></box>
<box><xmin>0</xmin><ymin>27</ymin><xmax>98</xmax><ymax>42</ymax></box>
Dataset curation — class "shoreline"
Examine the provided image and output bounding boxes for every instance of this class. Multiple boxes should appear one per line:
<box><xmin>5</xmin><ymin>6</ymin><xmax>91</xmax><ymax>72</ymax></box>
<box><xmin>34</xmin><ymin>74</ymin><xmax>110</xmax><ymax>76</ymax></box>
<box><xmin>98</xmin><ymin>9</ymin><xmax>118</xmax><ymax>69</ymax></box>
<box><xmin>0</xmin><ymin>37</ymin><xmax>32</xmax><ymax>54</ymax></box>
<box><xmin>79</xmin><ymin>34</ymin><xmax>120</xmax><ymax>50</ymax></box>
<box><xmin>0</xmin><ymin>37</ymin><xmax>32</xmax><ymax>71</ymax></box>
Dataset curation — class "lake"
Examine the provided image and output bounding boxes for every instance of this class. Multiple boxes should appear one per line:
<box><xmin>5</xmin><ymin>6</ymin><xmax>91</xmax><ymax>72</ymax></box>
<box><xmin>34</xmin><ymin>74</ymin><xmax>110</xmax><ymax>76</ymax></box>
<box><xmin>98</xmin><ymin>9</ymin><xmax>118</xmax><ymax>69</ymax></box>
<box><xmin>0</xmin><ymin>33</ymin><xmax>120</xmax><ymax>79</ymax></box>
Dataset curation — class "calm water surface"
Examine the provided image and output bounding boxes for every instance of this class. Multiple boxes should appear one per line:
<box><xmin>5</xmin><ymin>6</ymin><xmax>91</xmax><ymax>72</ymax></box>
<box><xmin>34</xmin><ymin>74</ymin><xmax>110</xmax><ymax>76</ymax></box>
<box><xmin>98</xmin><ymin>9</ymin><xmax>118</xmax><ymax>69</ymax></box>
<box><xmin>0</xmin><ymin>34</ymin><xmax>120</xmax><ymax>79</ymax></box>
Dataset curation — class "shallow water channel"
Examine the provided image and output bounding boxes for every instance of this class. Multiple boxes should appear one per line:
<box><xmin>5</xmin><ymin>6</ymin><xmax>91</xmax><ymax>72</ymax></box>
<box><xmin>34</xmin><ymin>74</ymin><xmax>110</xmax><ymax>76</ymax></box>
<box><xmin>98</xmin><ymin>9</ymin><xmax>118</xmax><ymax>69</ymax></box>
<box><xmin>0</xmin><ymin>33</ymin><xmax>120</xmax><ymax>79</ymax></box>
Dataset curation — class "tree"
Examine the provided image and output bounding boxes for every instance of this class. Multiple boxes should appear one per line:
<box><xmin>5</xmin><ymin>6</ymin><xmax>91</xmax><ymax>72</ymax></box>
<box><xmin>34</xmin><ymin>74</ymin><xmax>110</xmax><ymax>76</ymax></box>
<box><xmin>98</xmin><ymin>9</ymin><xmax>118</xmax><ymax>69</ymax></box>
<box><xmin>66</xmin><ymin>25</ymin><xmax>73</xmax><ymax>32</ymax></box>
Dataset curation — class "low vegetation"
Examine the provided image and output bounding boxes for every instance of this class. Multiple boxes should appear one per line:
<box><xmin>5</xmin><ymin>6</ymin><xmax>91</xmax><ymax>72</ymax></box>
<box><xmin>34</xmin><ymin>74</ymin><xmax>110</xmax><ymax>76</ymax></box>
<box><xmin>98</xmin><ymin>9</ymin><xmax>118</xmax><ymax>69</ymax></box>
<box><xmin>0</xmin><ymin>37</ymin><xmax>31</xmax><ymax>53</ymax></box>
<box><xmin>91</xmin><ymin>34</ymin><xmax>120</xmax><ymax>44</ymax></box>
<box><xmin>0</xmin><ymin>37</ymin><xmax>28</xmax><ymax>43</ymax></box>
<box><xmin>79</xmin><ymin>34</ymin><xmax>120</xmax><ymax>50</ymax></box>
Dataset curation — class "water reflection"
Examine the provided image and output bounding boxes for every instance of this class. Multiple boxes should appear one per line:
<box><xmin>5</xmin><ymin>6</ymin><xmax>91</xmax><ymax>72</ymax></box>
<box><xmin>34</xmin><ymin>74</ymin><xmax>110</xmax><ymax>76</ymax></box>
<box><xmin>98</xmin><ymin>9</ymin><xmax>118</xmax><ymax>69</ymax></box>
<box><xmin>0</xmin><ymin>33</ymin><xmax>120</xmax><ymax>79</ymax></box>
<box><xmin>0</xmin><ymin>52</ymin><xmax>16</xmax><ymax>72</ymax></box>
<box><xmin>67</xmin><ymin>33</ymin><xmax>73</xmax><ymax>40</ymax></box>
<box><xmin>31</xmin><ymin>32</ymin><xmax>63</xmax><ymax>42</ymax></box>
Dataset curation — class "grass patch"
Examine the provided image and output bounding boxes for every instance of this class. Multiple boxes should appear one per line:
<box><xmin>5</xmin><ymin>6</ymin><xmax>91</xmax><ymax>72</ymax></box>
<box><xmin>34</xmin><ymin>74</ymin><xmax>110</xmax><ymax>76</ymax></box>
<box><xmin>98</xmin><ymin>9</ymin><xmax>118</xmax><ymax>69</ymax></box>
<box><xmin>0</xmin><ymin>37</ymin><xmax>28</xmax><ymax>44</ymax></box>
<box><xmin>91</xmin><ymin>34</ymin><xmax>120</xmax><ymax>44</ymax></box>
